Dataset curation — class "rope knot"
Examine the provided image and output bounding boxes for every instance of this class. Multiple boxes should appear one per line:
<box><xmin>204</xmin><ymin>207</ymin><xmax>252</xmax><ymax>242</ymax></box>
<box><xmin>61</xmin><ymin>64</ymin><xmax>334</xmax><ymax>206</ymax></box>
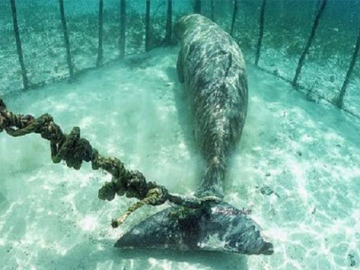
<box><xmin>125</xmin><ymin>170</ymin><xmax>147</xmax><ymax>199</ymax></box>
<box><xmin>145</xmin><ymin>186</ymin><xmax>168</xmax><ymax>206</ymax></box>
<box><xmin>51</xmin><ymin>126</ymin><xmax>92</xmax><ymax>169</ymax></box>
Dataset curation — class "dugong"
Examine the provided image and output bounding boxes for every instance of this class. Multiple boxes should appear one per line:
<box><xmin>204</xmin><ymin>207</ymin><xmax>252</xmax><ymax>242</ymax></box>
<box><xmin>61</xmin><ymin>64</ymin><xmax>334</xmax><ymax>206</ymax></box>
<box><xmin>175</xmin><ymin>14</ymin><xmax>248</xmax><ymax>198</ymax></box>
<box><xmin>115</xmin><ymin>14</ymin><xmax>273</xmax><ymax>256</ymax></box>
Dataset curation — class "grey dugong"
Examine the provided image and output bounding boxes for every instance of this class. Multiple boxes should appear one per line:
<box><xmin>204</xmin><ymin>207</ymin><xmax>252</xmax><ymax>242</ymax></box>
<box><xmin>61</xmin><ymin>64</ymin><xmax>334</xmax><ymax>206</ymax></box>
<box><xmin>175</xmin><ymin>14</ymin><xmax>248</xmax><ymax>198</ymax></box>
<box><xmin>115</xmin><ymin>14</ymin><xmax>273</xmax><ymax>256</ymax></box>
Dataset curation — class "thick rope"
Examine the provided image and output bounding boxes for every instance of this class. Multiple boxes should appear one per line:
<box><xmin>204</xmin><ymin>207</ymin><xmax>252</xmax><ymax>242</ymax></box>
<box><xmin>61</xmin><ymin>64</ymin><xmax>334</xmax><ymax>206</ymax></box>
<box><xmin>0</xmin><ymin>97</ymin><xmax>221</xmax><ymax>226</ymax></box>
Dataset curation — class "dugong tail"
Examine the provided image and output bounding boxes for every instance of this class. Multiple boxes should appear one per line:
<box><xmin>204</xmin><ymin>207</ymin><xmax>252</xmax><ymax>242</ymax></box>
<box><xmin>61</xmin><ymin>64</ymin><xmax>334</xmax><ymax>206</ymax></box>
<box><xmin>196</xmin><ymin>156</ymin><xmax>226</xmax><ymax>198</ymax></box>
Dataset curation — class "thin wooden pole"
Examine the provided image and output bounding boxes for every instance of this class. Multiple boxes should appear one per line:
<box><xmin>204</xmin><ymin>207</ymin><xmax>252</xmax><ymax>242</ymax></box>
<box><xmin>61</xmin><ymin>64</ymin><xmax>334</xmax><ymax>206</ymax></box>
<box><xmin>336</xmin><ymin>23</ymin><xmax>360</xmax><ymax>108</ymax></box>
<box><xmin>10</xmin><ymin>0</ymin><xmax>29</xmax><ymax>89</ymax></box>
<box><xmin>210</xmin><ymin>0</ymin><xmax>215</xmax><ymax>21</ymax></box>
<box><xmin>164</xmin><ymin>0</ymin><xmax>172</xmax><ymax>44</ymax></box>
<box><xmin>292</xmin><ymin>0</ymin><xmax>327</xmax><ymax>86</ymax></box>
<box><xmin>145</xmin><ymin>0</ymin><xmax>151</xmax><ymax>52</ymax></box>
<box><xmin>119</xmin><ymin>0</ymin><xmax>126</xmax><ymax>58</ymax></box>
<box><xmin>97</xmin><ymin>0</ymin><xmax>104</xmax><ymax>67</ymax></box>
<box><xmin>194</xmin><ymin>0</ymin><xmax>201</xmax><ymax>14</ymax></box>
<box><xmin>255</xmin><ymin>0</ymin><xmax>266</xmax><ymax>66</ymax></box>
<box><xmin>230</xmin><ymin>0</ymin><xmax>238</xmax><ymax>37</ymax></box>
<box><xmin>58</xmin><ymin>0</ymin><xmax>74</xmax><ymax>78</ymax></box>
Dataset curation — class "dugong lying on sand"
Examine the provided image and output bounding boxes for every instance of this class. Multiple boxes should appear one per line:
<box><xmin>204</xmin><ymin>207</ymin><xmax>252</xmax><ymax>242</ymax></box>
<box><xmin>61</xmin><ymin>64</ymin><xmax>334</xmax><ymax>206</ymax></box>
<box><xmin>175</xmin><ymin>14</ymin><xmax>248</xmax><ymax>199</ymax></box>
<box><xmin>115</xmin><ymin>14</ymin><xmax>273</xmax><ymax>256</ymax></box>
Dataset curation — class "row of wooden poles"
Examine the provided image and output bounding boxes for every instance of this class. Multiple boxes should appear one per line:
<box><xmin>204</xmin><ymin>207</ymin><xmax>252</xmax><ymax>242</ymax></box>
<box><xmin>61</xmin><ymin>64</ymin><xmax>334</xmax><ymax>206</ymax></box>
<box><xmin>9</xmin><ymin>0</ymin><xmax>149</xmax><ymax>87</ymax></box>
<box><xmin>9</xmin><ymin>0</ymin><xmax>360</xmax><ymax>110</ymax></box>
<box><xmin>252</xmin><ymin>0</ymin><xmax>360</xmax><ymax>109</ymax></box>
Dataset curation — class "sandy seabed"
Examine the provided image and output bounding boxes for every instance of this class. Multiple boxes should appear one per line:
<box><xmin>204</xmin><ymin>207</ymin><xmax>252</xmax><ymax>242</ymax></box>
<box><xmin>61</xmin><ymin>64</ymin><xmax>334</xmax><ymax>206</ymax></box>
<box><xmin>0</xmin><ymin>48</ymin><xmax>360</xmax><ymax>270</ymax></box>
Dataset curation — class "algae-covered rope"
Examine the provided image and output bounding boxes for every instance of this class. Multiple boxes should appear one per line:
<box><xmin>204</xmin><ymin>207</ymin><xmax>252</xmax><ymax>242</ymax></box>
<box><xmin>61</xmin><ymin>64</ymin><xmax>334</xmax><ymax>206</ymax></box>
<box><xmin>0</xmin><ymin>97</ymin><xmax>221</xmax><ymax>226</ymax></box>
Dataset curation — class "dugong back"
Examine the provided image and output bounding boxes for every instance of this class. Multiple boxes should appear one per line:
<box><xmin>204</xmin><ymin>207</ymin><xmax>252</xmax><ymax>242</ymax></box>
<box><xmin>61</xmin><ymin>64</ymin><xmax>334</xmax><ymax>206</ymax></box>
<box><xmin>174</xmin><ymin>14</ymin><xmax>248</xmax><ymax>197</ymax></box>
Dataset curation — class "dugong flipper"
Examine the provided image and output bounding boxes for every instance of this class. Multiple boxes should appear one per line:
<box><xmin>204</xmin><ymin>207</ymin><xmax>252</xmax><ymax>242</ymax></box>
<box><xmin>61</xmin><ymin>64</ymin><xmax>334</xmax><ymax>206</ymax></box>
<box><xmin>116</xmin><ymin>14</ymin><xmax>273</xmax><ymax>256</ymax></box>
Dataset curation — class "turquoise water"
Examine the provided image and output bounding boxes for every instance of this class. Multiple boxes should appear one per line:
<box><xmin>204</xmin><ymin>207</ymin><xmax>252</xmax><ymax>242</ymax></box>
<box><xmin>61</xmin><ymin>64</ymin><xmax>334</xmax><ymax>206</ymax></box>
<box><xmin>1</xmin><ymin>1</ymin><xmax>360</xmax><ymax>269</ymax></box>
<box><xmin>1</xmin><ymin>47</ymin><xmax>359</xmax><ymax>270</ymax></box>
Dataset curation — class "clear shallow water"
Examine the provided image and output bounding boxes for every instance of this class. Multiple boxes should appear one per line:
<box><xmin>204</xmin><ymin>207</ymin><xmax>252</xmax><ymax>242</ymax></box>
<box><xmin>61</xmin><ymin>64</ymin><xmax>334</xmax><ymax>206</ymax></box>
<box><xmin>1</xmin><ymin>48</ymin><xmax>360</xmax><ymax>269</ymax></box>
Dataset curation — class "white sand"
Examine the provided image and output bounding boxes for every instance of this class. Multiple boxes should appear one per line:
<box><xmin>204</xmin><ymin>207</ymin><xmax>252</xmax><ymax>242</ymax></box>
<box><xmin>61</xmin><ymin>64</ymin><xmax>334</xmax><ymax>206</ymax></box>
<box><xmin>0</xmin><ymin>48</ymin><xmax>359</xmax><ymax>270</ymax></box>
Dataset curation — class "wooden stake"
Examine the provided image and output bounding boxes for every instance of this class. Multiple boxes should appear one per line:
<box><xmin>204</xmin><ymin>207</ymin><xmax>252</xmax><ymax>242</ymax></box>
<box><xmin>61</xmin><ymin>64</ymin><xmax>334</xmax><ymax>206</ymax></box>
<box><xmin>336</xmin><ymin>23</ymin><xmax>360</xmax><ymax>108</ymax></box>
<box><xmin>10</xmin><ymin>0</ymin><xmax>29</xmax><ymax>89</ymax></box>
<box><xmin>292</xmin><ymin>0</ymin><xmax>327</xmax><ymax>86</ymax></box>
<box><xmin>97</xmin><ymin>0</ymin><xmax>104</xmax><ymax>67</ymax></box>
<box><xmin>58</xmin><ymin>0</ymin><xmax>74</xmax><ymax>78</ymax></box>
<box><xmin>255</xmin><ymin>0</ymin><xmax>266</xmax><ymax>66</ymax></box>
<box><xmin>145</xmin><ymin>0</ymin><xmax>151</xmax><ymax>52</ymax></box>
<box><xmin>210</xmin><ymin>0</ymin><xmax>215</xmax><ymax>21</ymax></box>
<box><xmin>230</xmin><ymin>0</ymin><xmax>238</xmax><ymax>37</ymax></box>
<box><xmin>194</xmin><ymin>0</ymin><xmax>201</xmax><ymax>14</ymax></box>
<box><xmin>119</xmin><ymin>0</ymin><xmax>126</xmax><ymax>58</ymax></box>
<box><xmin>164</xmin><ymin>0</ymin><xmax>172</xmax><ymax>44</ymax></box>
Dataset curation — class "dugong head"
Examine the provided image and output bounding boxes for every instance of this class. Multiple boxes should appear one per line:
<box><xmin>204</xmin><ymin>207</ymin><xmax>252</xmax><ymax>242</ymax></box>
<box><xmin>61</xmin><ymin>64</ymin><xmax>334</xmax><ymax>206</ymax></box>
<box><xmin>174</xmin><ymin>14</ymin><xmax>214</xmax><ymax>41</ymax></box>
